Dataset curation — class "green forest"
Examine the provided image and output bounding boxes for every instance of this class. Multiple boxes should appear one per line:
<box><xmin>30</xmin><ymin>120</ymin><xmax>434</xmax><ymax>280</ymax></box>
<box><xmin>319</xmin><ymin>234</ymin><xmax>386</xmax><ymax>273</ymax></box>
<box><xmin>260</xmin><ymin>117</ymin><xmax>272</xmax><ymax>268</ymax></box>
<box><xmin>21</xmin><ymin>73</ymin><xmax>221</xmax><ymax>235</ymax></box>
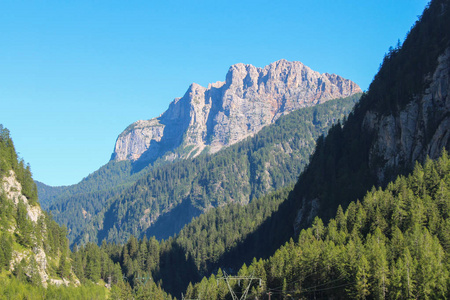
<box><xmin>288</xmin><ymin>0</ymin><xmax>450</xmax><ymax>232</ymax></box>
<box><xmin>42</xmin><ymin>94</ymin><xmax>359</xmax><ymax>246</ymax></box>
<box><xmin>5</xmin><ymin>144</ymin><xmax>449</xmax><ymax>299</ymax></box>
<box><xmin>185</xmin><ymin>153</ymin><xmax>450</xmax><ymax>299</ymax></box>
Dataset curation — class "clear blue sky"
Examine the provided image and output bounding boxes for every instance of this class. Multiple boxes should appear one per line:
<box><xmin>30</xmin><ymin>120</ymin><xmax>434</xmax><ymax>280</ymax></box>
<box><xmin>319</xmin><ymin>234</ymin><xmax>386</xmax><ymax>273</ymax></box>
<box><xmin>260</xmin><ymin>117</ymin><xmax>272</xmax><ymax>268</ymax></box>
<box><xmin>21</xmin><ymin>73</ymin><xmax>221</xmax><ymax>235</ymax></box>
<box><xmin>0</xmin><ymin>1</ymin><xmax>429</xmax><ymax>186</ymax></box>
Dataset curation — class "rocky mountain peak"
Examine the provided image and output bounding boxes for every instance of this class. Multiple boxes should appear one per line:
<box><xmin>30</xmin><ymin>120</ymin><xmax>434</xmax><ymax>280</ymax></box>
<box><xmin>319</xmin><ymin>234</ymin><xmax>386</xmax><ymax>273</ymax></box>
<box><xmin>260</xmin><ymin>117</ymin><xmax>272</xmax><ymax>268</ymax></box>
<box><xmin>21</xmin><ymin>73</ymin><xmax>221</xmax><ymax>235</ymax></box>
<box><xmin>112</xmin><ymin>60</ymin><xmax>361</xmax><ymax>163</ymax></box>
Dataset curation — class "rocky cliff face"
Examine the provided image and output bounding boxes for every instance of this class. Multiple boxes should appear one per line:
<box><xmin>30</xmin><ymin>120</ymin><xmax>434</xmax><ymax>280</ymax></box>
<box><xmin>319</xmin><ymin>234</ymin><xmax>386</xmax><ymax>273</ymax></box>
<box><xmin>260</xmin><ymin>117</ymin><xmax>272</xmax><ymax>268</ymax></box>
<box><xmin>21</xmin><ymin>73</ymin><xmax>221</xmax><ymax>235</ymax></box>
<box><xmin>364</xmin><ymin>47</ymin><xmax>450</xmax><ymax>184</ymax></box>
<box><xmin>112</xmin><ymin>59</ymin><xmax>361</xmax><ymax>163</ymax></box>
<box><xmin>2</xmin><ymin>170</ymin><xmax>49</xmax><ymax>286</ymax></box>
<box><xmin>2</xmin><ymin>171</ymin><xmax>43</xmax><ymax>222</ymax></box>
<box><xmin>294</xmin><ymin>47</ymin><xmax>450</xmax><ymax>233</ymax></box>
<box><xmin>292</xmin><ymin>0</ymin><xmax>450</xmax><ymax>231</ymax></box>
<box><xmin>1</xmin><ymin>170</ymin><xmax>78</xmax><ymax>287</ymax></box>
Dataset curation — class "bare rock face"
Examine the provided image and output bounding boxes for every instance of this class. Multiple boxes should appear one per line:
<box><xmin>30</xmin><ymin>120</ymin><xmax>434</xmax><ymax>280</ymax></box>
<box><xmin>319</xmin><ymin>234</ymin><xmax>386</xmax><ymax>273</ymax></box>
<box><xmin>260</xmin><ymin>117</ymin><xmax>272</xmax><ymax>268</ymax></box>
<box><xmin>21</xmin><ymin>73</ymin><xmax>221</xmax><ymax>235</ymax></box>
<box><xmin>363</xmin><ymin>47</ymin><xmax>450</xmax><ymax>184</ymax></box>
<box><xmin>112</xmin><ymin>59</ymin><xmax>361</xmax><ymax>163</ymax></box>
<box><xmin>2</xmin><ymin>171</ymin><xmax>79</xmax><ymax>287</ymax></box>
<box><xmin>2</xmin><ymin>171</ymin><xmax>48</xmax><ymax>286</ymax></box>
<box><xmin>2</xmin><ymin>170</ymin><xmax>43</xmax><ymax>222</ymax></box>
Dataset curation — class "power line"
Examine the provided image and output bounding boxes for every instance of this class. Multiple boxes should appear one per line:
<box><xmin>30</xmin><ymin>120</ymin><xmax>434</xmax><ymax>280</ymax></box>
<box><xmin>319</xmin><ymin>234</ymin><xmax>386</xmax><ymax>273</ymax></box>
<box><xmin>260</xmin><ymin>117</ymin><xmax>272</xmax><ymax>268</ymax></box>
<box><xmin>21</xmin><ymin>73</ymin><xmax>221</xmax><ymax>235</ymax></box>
<box><xmin>270</xmin><ymin>274</ymin><xmax>347</xmax><ymax>293</ymax></box>
<box><xmin>217</xmin><ymin>271</ymin><xmax>263</xmax><ymax>300</ymax></box>
<box><xmin>267</xmin><ymin>262</ymin><xmax>338</xmax><ymax>292</ymax></box>
<box><xmin>181</xmin><ymin>293</ymin><xmax>199</xmax><ymax>300</ymax></box>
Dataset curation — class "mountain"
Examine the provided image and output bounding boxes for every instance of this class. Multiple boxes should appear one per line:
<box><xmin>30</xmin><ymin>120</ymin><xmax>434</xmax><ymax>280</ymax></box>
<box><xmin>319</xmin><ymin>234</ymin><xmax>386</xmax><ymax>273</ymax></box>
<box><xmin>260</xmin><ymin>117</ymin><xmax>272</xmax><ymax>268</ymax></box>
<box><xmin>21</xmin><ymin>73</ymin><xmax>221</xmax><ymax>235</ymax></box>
<box><xmin>291</xmin><ymin>0</ymin><xmax>450</xmax><ymax>230</ymax></box>
<box><xmin>112</xmin><ymin>59</ymin><xmax>361</xmax><ymax>166</ymax></box>
<box><xmin>195</xmin><ymin>0</ymin><xmax>450</xmax><ymax>279</ymax></box>
<box><xmin>24</xmin><ymin>0</ymin><xmax>449</xmax><ymax>298</ymax></box>
<box><xmin>38</xmin><ymin>59</ymin><xmax>361</xmax><ymax>246</ymax></box>
<box><xmin>77</xmin><ymin>95</ymin><xmax>360</xmax><ymax>245</ymax></box>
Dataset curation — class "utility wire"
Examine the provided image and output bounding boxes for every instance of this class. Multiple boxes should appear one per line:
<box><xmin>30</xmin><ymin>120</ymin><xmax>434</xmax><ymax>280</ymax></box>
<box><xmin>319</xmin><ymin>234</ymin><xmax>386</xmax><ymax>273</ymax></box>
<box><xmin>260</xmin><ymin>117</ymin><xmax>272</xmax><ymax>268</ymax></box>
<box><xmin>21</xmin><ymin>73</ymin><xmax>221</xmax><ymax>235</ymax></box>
<box><xmin>269</xmin><ymin>274</ymin><xmax>347</xmax><ymax>293</ymax></box>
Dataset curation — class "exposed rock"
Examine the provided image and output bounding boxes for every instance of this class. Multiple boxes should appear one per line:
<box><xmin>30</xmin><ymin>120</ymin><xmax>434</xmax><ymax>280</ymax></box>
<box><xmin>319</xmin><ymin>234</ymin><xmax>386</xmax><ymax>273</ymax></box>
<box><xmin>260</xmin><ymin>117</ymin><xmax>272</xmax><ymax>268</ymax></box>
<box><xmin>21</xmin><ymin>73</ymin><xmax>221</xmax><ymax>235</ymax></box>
<box><xmin>2</xmin><ymin>170</ymin><xmax>77</xmax><ymax>287</ymax></box>
<box><xmin>2</xmin><ymin>170</ymin><xmax>42</xmax><ymax>222</ymax></box>
<box><xmin>49</xmin><ymin>278</ymin><xmax>71</xmax><ymax>287</ymax></box>
<box><xmin>112</xmin><ymin>59</ymin><xmax>361</xmax><ymax>163</ymax></box>
<box><xmin>363</xmin><ymin>47</ymin><xmax>450</xmax><ymax>184</ymax></box>
<box><xmin>294</xmin><ymin>198</ymin><xmax>319</xmax><ymax>233</ymax></box>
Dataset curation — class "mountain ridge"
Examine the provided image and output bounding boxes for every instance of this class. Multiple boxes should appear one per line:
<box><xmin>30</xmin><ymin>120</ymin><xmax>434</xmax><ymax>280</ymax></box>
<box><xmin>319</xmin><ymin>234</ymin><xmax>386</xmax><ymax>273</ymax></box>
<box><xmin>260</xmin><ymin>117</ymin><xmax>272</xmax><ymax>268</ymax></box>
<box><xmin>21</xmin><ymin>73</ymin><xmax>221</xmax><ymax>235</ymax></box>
<box><xmin>76</xmin><ymin>95</ymin><xmax>359</xmax><ymax>245</ymax></box>
<box><xmin>112</xmin><ymin>59</ymin><xmax>361</xmax><ymax>164</ymax></box>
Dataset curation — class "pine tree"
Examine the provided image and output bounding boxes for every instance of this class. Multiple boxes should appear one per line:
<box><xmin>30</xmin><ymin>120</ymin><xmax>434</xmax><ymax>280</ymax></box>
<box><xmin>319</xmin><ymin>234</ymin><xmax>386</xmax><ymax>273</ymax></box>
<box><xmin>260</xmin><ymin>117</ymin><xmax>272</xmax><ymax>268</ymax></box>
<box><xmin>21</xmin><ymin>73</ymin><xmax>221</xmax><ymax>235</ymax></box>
<box><xmin>15</xmin><ymin>201</ymin><xmax>33</xmax><ymax>247</ymax></box>
<box><xmin>0</xmin><ymin>234</ymin><xmax>12</xmax><ymax>270</ymax></box>
<box><xmin>355</xmin><ymin>254</ymin><xmax>370</xmax><ymax>299</ymax></box>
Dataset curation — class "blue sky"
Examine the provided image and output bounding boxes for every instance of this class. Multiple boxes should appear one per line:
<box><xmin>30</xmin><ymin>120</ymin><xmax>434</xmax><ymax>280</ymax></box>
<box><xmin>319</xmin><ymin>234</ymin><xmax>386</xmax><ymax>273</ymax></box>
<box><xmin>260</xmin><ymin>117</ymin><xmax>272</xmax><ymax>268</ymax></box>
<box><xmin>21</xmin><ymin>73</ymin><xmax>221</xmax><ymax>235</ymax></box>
<box><xmin>0</xmin><ymin>1</ymin><xmax>429</xmax><ymax>186</ymax></box>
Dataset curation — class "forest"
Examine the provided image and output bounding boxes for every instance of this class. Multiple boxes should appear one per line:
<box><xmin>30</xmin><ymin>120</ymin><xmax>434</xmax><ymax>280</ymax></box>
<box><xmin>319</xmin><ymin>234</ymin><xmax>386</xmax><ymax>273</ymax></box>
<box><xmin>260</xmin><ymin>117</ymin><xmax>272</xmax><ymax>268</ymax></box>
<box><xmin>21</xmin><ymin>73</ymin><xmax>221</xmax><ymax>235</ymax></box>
<box><xmin>184</xmin><ymin>153</ymin><xmax>450</xmax><ymax>299</ymax></box>
<box><xmin>42</xmin><ymin>94</ymin><xmax>359</xmax><ymax>246</ymax></box>
<box><xmin>8</xmin><ymin>151</ymin><xmax>448</xmax><ymax>299</ymax></box>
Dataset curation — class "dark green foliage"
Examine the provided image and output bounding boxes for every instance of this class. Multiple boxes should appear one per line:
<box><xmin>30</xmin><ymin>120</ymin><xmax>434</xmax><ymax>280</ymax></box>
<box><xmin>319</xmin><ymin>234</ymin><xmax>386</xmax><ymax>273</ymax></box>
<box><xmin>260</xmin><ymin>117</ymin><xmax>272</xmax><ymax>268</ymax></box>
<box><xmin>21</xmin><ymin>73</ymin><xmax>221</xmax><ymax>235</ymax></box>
<box><xmin>12</xmin><ymin>259</ymin><xmax>29</xmax><ymax>284</ymax></box>
<box><xmin>110</xmin><ymin>280</ymin><xmax>134</xmax><ymax>300</ymax></box>
<box><xmin>0</xmin><ymin>191</ymin><xmax>14</xmax><ymax>234</ymax></box>
<box><xmin>71</xmin><ymin>241</ymin><xmax>173</xmax><ymax>299</ymax></box>
<box><xmin>15</xmin><ymin>201</ymin><xmax>33</xmax><ymax>247</ymax></box>
<box><xmin>0</xmin><ymin>233</ymin><xmax>12</xmax><ymax>270</ymax></box>
<box><xmin>37</xmin><ymin>159</ymin><xmax>147</xmax><ymax>244</ymax></box>
<box><xmin>288</xmin><ymin>0</ymin><xmax>450</xmax><ymax>234</ymax></box>
<box><xmin>67</xmin><ymin>185</ymin><xmax>293</xmax><ymax>297</ymax></box>
<box><xmin>38</xmin><ymin>161</ymin><xmax>137</xmax><ymax>244</ymax></box>
<box><xmin>176</xmin><ymin>185</ymin><xmax>293</xmax><ymax>274</ymax></box>
<box><xmin>12</xmin><ymin>255</ymin><xmax>42</xmax><ymax>287</ymax></box>
<box><xmin>187</xmin><ymin>153</ymin><xmax>450</xmax><ymax>299</ymax></box>
<box><xmin>58</xmin><ymin>249</ymin><xmax>71</xmax><ymax>279</ymax></box>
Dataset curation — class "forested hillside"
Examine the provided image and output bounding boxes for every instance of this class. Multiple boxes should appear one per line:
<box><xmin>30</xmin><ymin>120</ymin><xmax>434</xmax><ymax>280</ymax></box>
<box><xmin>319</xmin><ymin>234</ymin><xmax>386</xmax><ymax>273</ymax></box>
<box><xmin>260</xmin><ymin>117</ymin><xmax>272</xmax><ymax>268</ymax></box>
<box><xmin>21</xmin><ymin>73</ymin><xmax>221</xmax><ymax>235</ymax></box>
<box><xmin>51</xmin><ymin>151</ymin><xmax>450</xmax><ymax>299</ymax></box>
<box><xmin>69</xmin><ymin>185</ymin><xmax>293</xmax><ymax>297</ymax></box>
<box><xmin>185</xmin><ymin>153</ymin><xmax>450</xmax><ymax>299</ymax></box>
<box><xmin>0</xmin><ymin>125</ymin><xmax>175</xmax><ymax>299</ymax></box>
<box><xmin>48</xmin><ymin>94</ymin><xmax>359</xmax><ymax>246</ymax></box>
<box><xmin>292</xmin><ymin>0</ymin><xmax>450</xmax><ymax>229</ymax></box>
<box><xmin>0</xmin><ymin>125</ymin><xmax>98</xmax><ymax>297</ymax></box>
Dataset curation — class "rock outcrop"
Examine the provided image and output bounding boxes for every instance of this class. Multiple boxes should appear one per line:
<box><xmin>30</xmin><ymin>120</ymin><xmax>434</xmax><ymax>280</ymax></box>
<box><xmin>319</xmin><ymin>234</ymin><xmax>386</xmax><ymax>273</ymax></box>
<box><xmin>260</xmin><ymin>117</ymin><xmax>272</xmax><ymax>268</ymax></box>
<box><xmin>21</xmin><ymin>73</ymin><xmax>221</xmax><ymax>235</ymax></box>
<box><xmin>1</xmin><ymin>170</ymin><xmax>79</xmax><ymax>287</ymax></box>
<box><xmin>364</xmin><ymin>47</ymin><xmax>450</xmax><ymax>184</ymax></box>
<box><xmin>2</xmin><ymin>170</ymin><xmax>43</xmax><ymax>222</ymax></box>
<box><xmin>2</xmin><ymin>171</ymin><xmax>49</xmax><ymax>286</ymax></box>
<box><xmin>112</xmin><ymin>59</ymin><xmax>361</xmax><ymax>163</ymax></box>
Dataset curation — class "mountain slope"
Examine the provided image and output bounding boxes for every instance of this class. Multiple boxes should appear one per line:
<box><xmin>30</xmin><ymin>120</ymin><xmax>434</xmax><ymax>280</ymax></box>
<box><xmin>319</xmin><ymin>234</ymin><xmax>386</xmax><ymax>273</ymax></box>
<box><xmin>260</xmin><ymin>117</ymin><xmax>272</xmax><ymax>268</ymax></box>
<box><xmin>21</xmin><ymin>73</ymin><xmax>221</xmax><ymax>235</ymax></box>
<box><xmin>0</xmin><ymin>125</ymin><xmax>76</xmax><ymax>288</ymax></box>
<box><xmin>0</xmin><ymin>125</ymin><xmax>172</xmax><ymax>299</ymax></box>
<box><xmin>76</xmin><ymin>95</ymin><xmax>359</xmax><ymax>245</ymax></box>
<box><xmin>112</xmin><ymin>59</ymin><xmax>361</xmax><ymax>165</ymax></box>
<box><xmin>38</xmin><ymin>60</ymin><xmax>360</xmax><ymax>246</ymax></box>
<box><xmin>292</xmin><ymin>0</ymin><xmax>450</xmax><ymax>230</ymax></box>
<box><xmin>186</xmin><ymin>153</ymin><xmax>450</xmax><ymax>299</ymax></box>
